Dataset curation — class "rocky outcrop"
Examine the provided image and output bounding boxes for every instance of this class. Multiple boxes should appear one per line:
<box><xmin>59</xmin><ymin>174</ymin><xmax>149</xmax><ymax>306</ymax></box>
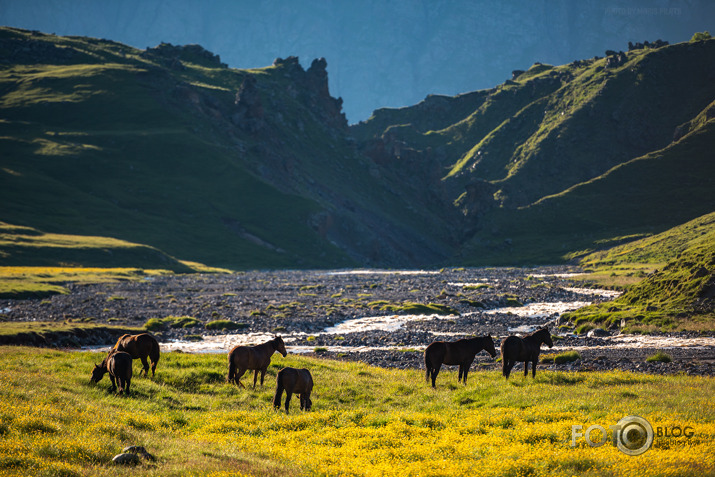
<box><xmin>141</xmin><ymin>42</ymin><xmax>226</xmax><ymax>69</ymax></box>
<box><xmin>232</xmin><ymin>75</ymin><xmax>265</xmax><ymax>132</ymax></box>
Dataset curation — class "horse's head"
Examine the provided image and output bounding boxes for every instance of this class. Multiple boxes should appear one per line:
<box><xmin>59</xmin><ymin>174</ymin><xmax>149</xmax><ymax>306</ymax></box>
<box><xmin>483</xmin><ymin>335</ymin><xmax>497</xmax><ymax>358</ymax></box>
<box><xmin>540</xmin><ymin>327</ymin><xmax>554</xmax><ymax>348</ymax></box>
<box><xmin>90</xmin><ymin>363</ymin><xmax>107</xmax><ymax>383</ymax></box>
<box><xmin>274</xmin><ymin>335</ymin><xmax>287</xmax><ymax>357</ymax></box>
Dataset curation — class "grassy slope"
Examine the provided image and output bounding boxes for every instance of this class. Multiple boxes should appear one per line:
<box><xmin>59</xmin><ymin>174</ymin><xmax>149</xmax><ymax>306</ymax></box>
<box><xmin>561</xmin><ymin>212</ymin><xmax>715</xmax><ymax>333</ymax></box>
<box><xmin>0</xmin><ymin>221</ymin><xmax>232</xmax><ymax>298</ymax></box>
<box><xmin>0</xmin><ymin>222</ymin><xmax>193</xmax><ymax>271</ymax></box>
<box><xmin>0</xmin><ymin>28</ymin><xmax>356</xmax><ymax>269</ymax></box>
<box><xmin>353</xmin><ymin>39</ymin><xmax>715</xmax><ymax>266</ymax></box>
<box><xmin>0</xmin><ymin>348</ymin><xmax>713</xmax><ymax>476</ymax></box>
<box><xmin>458</xmin><ymin>105</ymin><xmax>715</xmax><ymax>266</ymax></box>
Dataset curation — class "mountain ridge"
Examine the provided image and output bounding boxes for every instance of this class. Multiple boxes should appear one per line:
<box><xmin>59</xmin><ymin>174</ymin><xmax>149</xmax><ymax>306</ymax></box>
<box><xmin>1</xmin><ymin>27</ymin><xmax>714</xmax><ymax>269</ymax></box>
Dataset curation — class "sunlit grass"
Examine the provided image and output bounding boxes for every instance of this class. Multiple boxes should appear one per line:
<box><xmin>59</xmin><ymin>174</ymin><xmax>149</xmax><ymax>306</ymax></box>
<box><xmin>0</xmin><ymin>347</ymin><xmax>713</xmax><ymax>476</ymax></box>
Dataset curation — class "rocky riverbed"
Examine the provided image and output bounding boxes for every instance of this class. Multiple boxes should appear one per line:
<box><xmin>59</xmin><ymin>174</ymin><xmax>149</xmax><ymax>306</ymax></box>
<box><xmin>1</xmin><ymin>267</ymin><xmax>713</xmax><ymax>375</ymax></box>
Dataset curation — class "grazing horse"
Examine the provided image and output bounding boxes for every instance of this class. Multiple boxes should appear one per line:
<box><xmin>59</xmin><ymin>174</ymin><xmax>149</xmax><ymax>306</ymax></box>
<box><xmin>424</xmin><ymin>335</ymin><xmax>497</xmax><ymax>387</ymax></box>
<box><xmin>227</xmin><ymin>336</ymin><xmax>287</xmax><ymax>388</ymax></box>
<box><xmin>500</xmin><ymin>326</ymin><xmax>553</xmax><ymax>379</ymax></box>
<box><xmin>113</xmin><ymin>333</ymin><xmax>160</xmax><ymax>377</ymax></box>
<box><xmin>273</xmin><ymin>367</ymin><xmax>313</xmax><ymax>414</ymax></box>
<box><xmin>90</xmin><ymin>350</ymin><xmax>133</xmax><ymax>394</ymax></box>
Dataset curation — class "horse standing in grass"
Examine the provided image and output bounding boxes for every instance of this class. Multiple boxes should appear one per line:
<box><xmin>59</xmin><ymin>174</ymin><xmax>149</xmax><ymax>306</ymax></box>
<box><xmin>90</xmin><ymin>350</ymin><xmax>133</xmax><ymax>395</ymax></box>
<box><xmin>273</xmin><ymin>367</ymin><xmax>313</xmax><ymax>414</ymax></box>
<box><xmin>500</xmin><ymin>326</ymin><xmax>553</xmax><ymax>379</ymax></box>
<box><xmin>424</xmin><ymin>335</ymin><xmax>497</xmax><ymax>387</ymax></box>
<box><xmin>227</xmin><ymin>336</ymin><xmax>287</xmax><ymax>388</ymax></box>
<box><xmin>113</xmin><ymin>333</ymin><xmax>160</xmax><ymax>377</ymax></box>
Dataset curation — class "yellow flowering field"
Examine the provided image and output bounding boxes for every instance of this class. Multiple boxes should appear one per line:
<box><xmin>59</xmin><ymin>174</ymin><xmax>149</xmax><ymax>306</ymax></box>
<box><xmin>0</xmin><ymin>346</ymin><xmax>712</xmax><ymax>476</ymax></box>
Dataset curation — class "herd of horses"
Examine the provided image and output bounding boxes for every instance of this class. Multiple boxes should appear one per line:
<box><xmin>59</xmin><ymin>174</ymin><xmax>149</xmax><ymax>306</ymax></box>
<box><xmin>90</xmin><ymin>327</ymin><xmax>553</xmax><ymax>412</ymax></box>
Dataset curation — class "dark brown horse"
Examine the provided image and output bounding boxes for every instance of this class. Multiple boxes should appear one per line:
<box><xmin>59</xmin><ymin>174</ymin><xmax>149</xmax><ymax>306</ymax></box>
<box><xmin>273</xmin><ymin>367</ymin><xmax>313</xmax><ymax>414</ymax></box>
<box><xmin>90</xmin><ymin>350</ymin><xmax>133</xmax><ymax>394</ymax></box>
<box><xmin>113</xmin><ymin>333</ymin><xmax>160</xmax><ymax>377</ymax></box>
<box><xmin>424</xmin><ymin>335</ymin><xmax>497</xmax><ymax>387</ymax></box>
<box><xmin>227</xmin><ymin>336</ymin><xmax>287</xmax><ymax>388</ymax></box>
<box><xmin>500</xmin><ymin>326</ymin><xmax>553</xmax><ymax>379</ymax></box>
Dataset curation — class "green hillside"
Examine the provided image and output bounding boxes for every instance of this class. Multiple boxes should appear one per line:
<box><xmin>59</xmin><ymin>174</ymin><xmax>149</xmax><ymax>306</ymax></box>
<box><xmin>0</xmin><ymin>27</ymin><xmax>453</xmax><ymax>269</ymax></box>
<box><xmin>354</xmin><ymin>37</ymin><xmax>715</xmax><ymax>265</ymax></box>
<box><xmin>0</xmin><ymin>222</ymin><xmax>193</xmax><ymax>271</ymax></box>
<box><xmin>561</xmin><ymin>212</ymin><xmax>715</xmax><ymax>333</ymax></box>
<box><xmin>581</xmin><ymin>211</ymin><xmax>715</xmax><ymax>268</ymax></box>
<box><xmin>457</xmin><ymin>108</ymin><xmax>715</xmax><ymax>265</ymax></box>
<box><xmin>1</xmin><ymin>27</ymin><xmax>714</xmax><ymax>269</ymax></box>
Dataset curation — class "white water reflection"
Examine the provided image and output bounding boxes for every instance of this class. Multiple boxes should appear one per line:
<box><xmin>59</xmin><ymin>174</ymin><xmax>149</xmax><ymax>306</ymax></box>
<box><xmin>484</xmin><ymin>301</ymin><xmax>593</xmax><ymax>318</ymax></box>
<box><xmin>323</xmin><ymin>313</ymin><xmax>456</xmax><ymax>334</ymax></box>
<box><xmin>323</xmin><ymin>270</ymin><xmax>441</xmax><ymax>276</ymax></box>
<box><xmin>447</xmin><ymin>280</ymin><xmax>495</xmax><ymax>287</ymax></box>
<box><xmin>552</xmin><ymin>335</ymin><xmax>715</xmax><ymax>351</ymax></box>
<box><xmin>530</xmin><ymin>272</ymin><xmax>584</xmax><ymax>278</ymax></box>
<box><xmin>563</xmin><ymin>287</ymin><xmax>622</xmax><ymax>298</ymax></box>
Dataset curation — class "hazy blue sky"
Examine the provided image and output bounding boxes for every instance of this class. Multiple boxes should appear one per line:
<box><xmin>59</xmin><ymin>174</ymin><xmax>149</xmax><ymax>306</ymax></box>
<box><xmin>1</xmin><ymin>0</ymin><xmax>712</xmax><ymax>122</ymax></box>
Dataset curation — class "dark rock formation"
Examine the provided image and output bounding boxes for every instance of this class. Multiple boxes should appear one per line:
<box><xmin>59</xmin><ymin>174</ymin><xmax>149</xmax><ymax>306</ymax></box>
<box><xmin>141</xmin><ymin>42</ymin><xmax>225</xmax><ymax>68</ymax></box>
<box><xmin>605</xmin><ymin>51</ymin><xmax>628</xmax><ymax>68</ymax></box>
<box><xmin>232</xmin><ymin>75</ymin><xmax>265</xmax><ymax>133</ymax></box>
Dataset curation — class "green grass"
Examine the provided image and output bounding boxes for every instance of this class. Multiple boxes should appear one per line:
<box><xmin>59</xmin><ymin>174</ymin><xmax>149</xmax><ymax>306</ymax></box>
<box><xmin>0</xmin><ymin>347</ymin><xmax>713</xmax><ymax>476</ymax></box>
<box><xmin>0</xmin><ymin>322</ymin><xmax>143</xmax><ymax>346</ymax></box>
<box><xmin>646</xmin><ymin>352</ymin><xmax>673</xmax><ymax>363</ymax></box>
<box><xmin>144</xmin><ymin>316</ymin><xmax>202</xmax><ymax>331</ymax></box>
<box><xmin>205</xmin><ymin>320</ymin><xmax>248</xmax><ymax>331</ymax></box>
<box><xmin>563</xmin><ymin>231</ymin><xmax>714</xmax><ymax>333</ymax></box>
<box><xmin>541</xmin><ymin>351</ymin><xmax>581</xmax><ymax>364</ymax></box>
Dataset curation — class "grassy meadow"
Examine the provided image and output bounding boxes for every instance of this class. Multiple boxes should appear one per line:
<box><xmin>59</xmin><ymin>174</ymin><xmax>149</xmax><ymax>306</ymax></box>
<box><xmin>0</xmin><ymin>347</ymin><xmax>713</xmax><ymax>476</ymax></box>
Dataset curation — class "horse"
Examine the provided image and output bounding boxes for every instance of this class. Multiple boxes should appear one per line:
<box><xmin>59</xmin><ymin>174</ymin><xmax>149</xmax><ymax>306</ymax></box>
<box><xmin>424</xmin><ymin>335</ymin><xmax>497</xmax><ymax>387</ymax></box>
<box><xmin>500</xmin><ymin>326</ymin><xmax>553</xmax><ymax>379</ymax></box>
<box><xmin>90</xmin><ymin>350</ymin><xmax>133</xmax><ymax>395</ymax></box>
<box><xmin>273</xmin><ymin>367</ymin><xmax>313</xmax><ymax>414</ymax></box>
<box><xmin>227</xmin><ymin>336</ymin><xmax>287</xmax><ymax>388</ymax></box>
<box><xmin>113</xmin><ymin>333</ymin><xmax>160</xmax><ymax>377</ymax></box>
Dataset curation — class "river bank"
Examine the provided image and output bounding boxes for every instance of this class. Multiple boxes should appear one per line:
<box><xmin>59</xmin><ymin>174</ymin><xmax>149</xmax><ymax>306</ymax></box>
<box><xmin>1</xmin><ymin>267</ymin><xmax>713</xmax><ymax>375</ymax></box>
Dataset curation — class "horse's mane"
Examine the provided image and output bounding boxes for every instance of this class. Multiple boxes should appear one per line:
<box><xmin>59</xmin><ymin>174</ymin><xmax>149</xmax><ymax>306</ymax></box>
<box><xmin>527</xmin><ymin>327</ymin><xmax>548</xmax><ymax>337</ymax></box>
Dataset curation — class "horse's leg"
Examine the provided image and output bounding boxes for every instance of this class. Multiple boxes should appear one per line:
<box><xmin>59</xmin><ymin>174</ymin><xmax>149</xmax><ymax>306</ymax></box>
<box><xmin>458</xmin><ymin>365</ymin><xmax>463</xmax><ymax>383</ymax></box>
<box><xmin>236</xmin><ymin>368</ymin><xmax>247</xmax><ymax>388</ymax></box>
<box><xmin>284</xmin><ymin>391</ymin><xmax>293</xmax><ymax>414</ymax></box>
<box><xmin>532</xmin><ymin>359</ymin><xmax>537</xmax><ymax>378</ymax></box>
<box><xmin>140</xmin><ymin>356</ymin><xmax>150</xmax><ymax>377</ymax></box>
<box><xmin>259</xmin><ymin>367</ymin><xmax>267</xmax><ymax>387</ymax></box>
<box><xmin>431</xmin><ymin>363</ymin><xmax>442</xmax><ymax>388</ymax></box>
<box><xmin>524</xmin><ymin>361</ymin><xmax>529</xmax><ymax>377</ymax></box>
<box><xmin>125</xmin><ymin>375</ymin><xmax>131</xmax><ymax>395</ymax></box>
<box><xmin>253</xmin><ymin>369</ymin><xmax>259</xmax><ymax>388</ymax></box>
<box><xmin>109</xmin><ymin>374</ymin><xmax>117</xmax><ymax>393</ymax></box>
<box><xmin>273</xmin><ymin>380</ymin><xmax>284</xmax><ymax>409</ymax></box>
<box><xmin>463</xmin><ymin>364</ymin><xmax>469</xmax><ymax>385</ymax></box>
<box><xmin>504</xmin><ymin>360</ymin><xmax>515</xmax><ymax>379</ymax></box>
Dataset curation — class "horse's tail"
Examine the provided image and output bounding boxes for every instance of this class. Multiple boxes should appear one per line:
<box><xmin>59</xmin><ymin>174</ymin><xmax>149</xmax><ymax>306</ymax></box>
<box><xmin>272</xmin><ymin>374</ymin><xmax>284</xmax><ymax>409</ymax></box>
<box><xmin>227</xmin><ymin>357</ymin><xmax>236</xmax><ymax>384</ymax></box>
<box><xmin>150</xmin><ymin>338</ymin><xmax>160</xmax><ymax>376</ymax></box>
<box><xmin>500</xmin><ymin>344</ymin><xmax>510</xmax><ymax>378</ymax></box>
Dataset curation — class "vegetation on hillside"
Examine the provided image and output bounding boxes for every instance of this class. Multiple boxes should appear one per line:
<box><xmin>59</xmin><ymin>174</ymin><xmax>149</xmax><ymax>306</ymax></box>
<box><xmin>561</xmin><ymin>212</ymin><xmax>715</xmax><ymax>333</ymax></box>
<box><xmin>0</xmin><ymin>347</ymin><xmax>713</xmax><ymax>476</ymax></box>
<box><xmin>2</xmin><ymin>27</ymin><xmax>714</xmax><ymax>269</ymax></box>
